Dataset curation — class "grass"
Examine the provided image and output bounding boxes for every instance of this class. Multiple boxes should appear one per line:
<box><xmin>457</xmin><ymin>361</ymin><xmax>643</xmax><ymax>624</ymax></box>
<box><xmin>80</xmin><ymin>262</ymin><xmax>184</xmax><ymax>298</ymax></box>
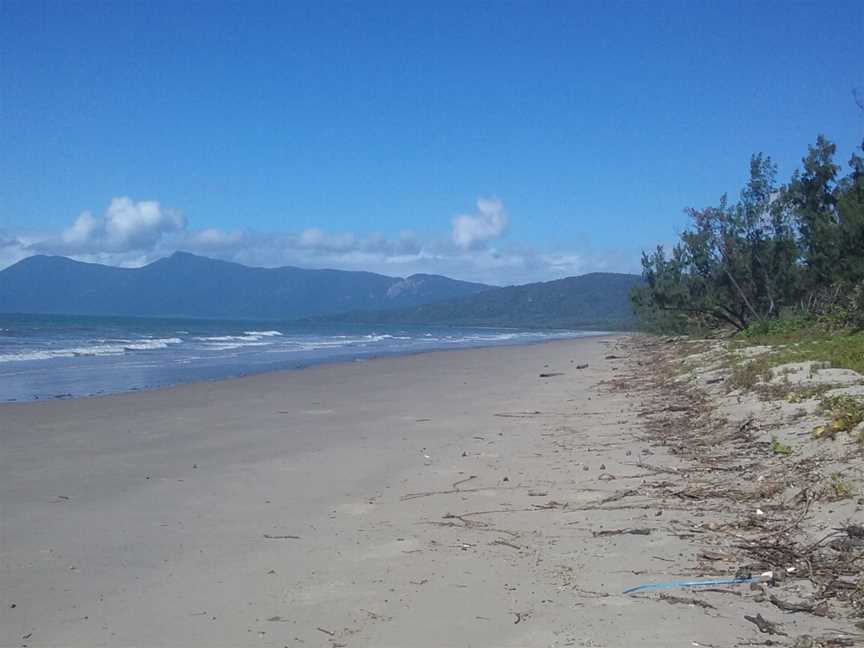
<box><xmin>723</xmin><ymin>317</ymin><xmax>864</xmax><ymax>401</ymax></box>
<box><xmin>785</xmin><ymin>384</ymin><xmax>833</xmax><ymax>403</ymax></box>
<box><xmin>727</xmin><ymin>359</ymin><xmax>772</xmax><ymax>391</ymax></box>
<box><xmin>814</xmin><ymin>395</ymin><xmax>864</xmax><ymax>440</ymax></box>
<box><xmin>770</xmin><ymin>436</ymin><xmax>793</xmax><ymax>456</ymax></box>
<box><xmin>739</xmin><ymin>319</ymin><xmax>864</xmax><ymax>375</ymax></box>
<box><xmin>826</xmin><ymin>473</ymin><xmax>854</xmax><ymax>500</ymax></box>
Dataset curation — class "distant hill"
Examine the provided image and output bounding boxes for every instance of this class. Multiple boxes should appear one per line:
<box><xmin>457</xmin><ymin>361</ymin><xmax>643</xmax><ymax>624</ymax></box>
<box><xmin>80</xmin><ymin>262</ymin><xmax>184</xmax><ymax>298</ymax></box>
<box><xmin>310</xmin><ymin>273</ymin><xmax>642</xmax><ymax>329</ymax></box>
<box><xmin>0</xmin><ymin>252</ymin><xmax>492</xmax><ymax>319</ymax></box>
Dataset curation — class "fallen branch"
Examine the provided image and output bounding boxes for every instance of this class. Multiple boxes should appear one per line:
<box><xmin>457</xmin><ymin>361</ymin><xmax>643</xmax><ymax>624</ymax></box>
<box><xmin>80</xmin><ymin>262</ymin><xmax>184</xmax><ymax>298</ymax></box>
<box><xmin>659</xmin><ymin>593</ymin><xmax>716</xmax><ymax>610</ymax></box>
<box><xmin>402</xmin><ymin>485</ymin><xmax>516</xmax><ymax>501</ymax></box>
<box><xmin>451</xmin><ymin>475</ymin><xmax>477</xmax><ymax>490</ymax></box>
<box><xmin>743</xmin><ymin>613</ymin><xmax>786</xmax><ymax>636</ymax></box>
<box><xmin>594</xmin><ymin>489</ymin><xmax>639</xmax><ymax>505</ymax></box>
<box><xmin>593</xmin><ymin>527</ymin><xmax>652</xmax><ymax>537</ymax></box>
<box><xmin>768</xmin><ymin>595</ymin><xmax>823</xmax><ymax>615</ymax></box>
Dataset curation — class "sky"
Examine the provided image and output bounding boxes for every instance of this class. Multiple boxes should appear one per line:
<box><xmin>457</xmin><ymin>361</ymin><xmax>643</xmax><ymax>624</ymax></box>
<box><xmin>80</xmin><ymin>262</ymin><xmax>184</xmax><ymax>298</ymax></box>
<box><xmin>1</xmin><ymin>0</ymin><xmax>862</xmax><ymax>285</ymax></box>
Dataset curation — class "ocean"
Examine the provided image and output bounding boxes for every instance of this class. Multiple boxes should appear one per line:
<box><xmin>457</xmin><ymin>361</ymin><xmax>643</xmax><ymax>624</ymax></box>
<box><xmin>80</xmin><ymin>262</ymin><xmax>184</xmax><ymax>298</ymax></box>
<box><xmin>0</xmin><ymin>313</ymin><xmax>604</xmax><ymax>402</ymax></box>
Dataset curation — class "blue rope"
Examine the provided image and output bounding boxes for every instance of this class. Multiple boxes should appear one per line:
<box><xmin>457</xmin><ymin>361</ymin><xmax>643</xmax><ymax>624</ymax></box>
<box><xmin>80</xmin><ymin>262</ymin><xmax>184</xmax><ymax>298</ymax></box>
<box><xmin>623</xmin><ymin>575</ymin><xmax>760</xmax><ymax>594</ymax></box>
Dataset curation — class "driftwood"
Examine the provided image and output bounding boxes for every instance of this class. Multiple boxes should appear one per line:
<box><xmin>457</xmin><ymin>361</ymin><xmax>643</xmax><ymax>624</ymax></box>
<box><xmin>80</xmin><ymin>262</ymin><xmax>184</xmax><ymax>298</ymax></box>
<box><xmin>658</xmin><ymin>593</ymin><xmax>716</xmax><ymax>610</ymax></box>
<box><xmin>592</xmin><ymin>527</ymin><xmax>652</xmax><ymax>537</ymax></box>
<box><xmin>768</xmin><ymin>595</ymin><xmax>827</xmax><ymax>615</ymax></box>
<box><xmin>401</xmin><ymin>484</ymin><xmax>517</xmax><ymax>501</ymax></box>
<box><xmin>744</xmin><ymin>613</ymin><xmax>786</xmax><ymax>636</ymax></box>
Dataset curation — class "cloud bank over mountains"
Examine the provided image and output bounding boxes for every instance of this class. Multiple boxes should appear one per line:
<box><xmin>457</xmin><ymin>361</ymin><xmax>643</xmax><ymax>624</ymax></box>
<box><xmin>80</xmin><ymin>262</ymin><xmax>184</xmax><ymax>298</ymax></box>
<box><xmin>1</xmin><ymin>196</ymin><xmax>640</xmax><ymax>285</ymax></box>
<box><xmin>32</xmin><ymin>197</ymin><xmax>187</xmax><ymax>255</ymax></box>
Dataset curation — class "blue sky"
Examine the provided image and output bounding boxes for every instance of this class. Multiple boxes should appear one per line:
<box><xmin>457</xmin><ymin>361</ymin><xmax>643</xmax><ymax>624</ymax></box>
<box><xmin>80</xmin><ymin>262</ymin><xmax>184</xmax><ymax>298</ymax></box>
<box><xmin>1</xmin><ymin>0</ymin><xmax>862</xmax><ymax>284</ymax></box>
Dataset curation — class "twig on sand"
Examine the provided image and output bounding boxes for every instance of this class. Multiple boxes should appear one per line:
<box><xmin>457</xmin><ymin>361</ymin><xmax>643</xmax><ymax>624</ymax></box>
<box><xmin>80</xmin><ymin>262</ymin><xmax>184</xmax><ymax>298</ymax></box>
<box><xmin>592</xmin><ymin>527</ymin><xmax>652</xmax><ymax>537</ymax></box>
<box><xmin>402</xmin><ymin>484</ymin><xmax>517</xmax><ymax>501</ymax></box>
<box><xmin>659</xmin><ymin>593</ymin><xmax>717</xmax><ymax>610</ymax></box>
<box><xmin>595</xmin><ymin>489</ymin><xmax>639</xmax><ymax>505</ymax></box>
<box><xmin>698</xmin><ymin>588</ymin><xmax>743</xmax><ymax>596</ymax></box>
<box><xmin>493</xmin><ymin>411</ymin><xmax>568</xmax><ymax>418</ymax></box>
<box><xmin>768</xmin><ymin>594</ymin><xmax>823</xmax><ymax>614</ymax></box>
<box><xmin>263</xmin><ymin>534</ymin><xmax>300</xmax><ymax>540</ymax></box>
<box><xmin>495</xmin><ymin>411</ymin><xmax>542</xmax><ymax>418</ymax></box>
<box><xmin>491</xmin><ymin>538</ymin><xmax>522</xmax><ymax>550</ymax></box>
<box><xmin>451</xmin><ymin>475</ymin><xmax>477</xmax><ymax>490</ymax></box>
<box><xmin>744</xmin><ymin>613</ymin><xmax>786</xmax><ymax>636</ymax></box>
<box><xmin>621</xmin><ymin>461</ymin><xmax>682</xmax><ymax>475</ymax></box>
<box><xmin>427</xmin><ymin>513</ymin><xmax>521</xmax><ymax>537</ymax></box>
<box><xmin>639</xmin><ymin>404</ymin><xmax>691</xmax><ymax>415</ymax></box>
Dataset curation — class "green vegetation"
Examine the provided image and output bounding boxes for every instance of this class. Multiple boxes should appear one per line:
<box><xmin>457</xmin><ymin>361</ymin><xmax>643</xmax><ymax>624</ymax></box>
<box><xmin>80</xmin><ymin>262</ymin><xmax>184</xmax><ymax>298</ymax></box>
<box><xmin>770</xmin><ymin>436</ymin><xmax>793</xmax><ymax>456</ymax></box>
<box><xmin>815</xmin><ymin>395</ymin><xmax>864</xmax><ymax>439</ymax></box>
<box><xmin>633</xmin><ymin>135</ymin><xmax>864</xmax><ymax>419</ymax></box>
<box><xmin>631</xmin><ymin>136</ymin><xmax>864</xmax><ymax>334</ymax></box>
<box><xmin>826</xmin><ymin>473</ymin><xmax>854</xmax><ymax>500</ymax></box>
<box><xmin>744</xmin><ymin>327</ymin><xmax>864</xmax><ymax>375</ymax></box>
<box><xmin>727</xmin><ymin>358</ymin><xmax>772</xmax><ymax>392</ymax></box>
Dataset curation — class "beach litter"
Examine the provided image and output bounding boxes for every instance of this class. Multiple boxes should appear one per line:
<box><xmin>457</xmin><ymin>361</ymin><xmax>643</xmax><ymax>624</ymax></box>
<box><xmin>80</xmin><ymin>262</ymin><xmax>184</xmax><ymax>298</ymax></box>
<box><xmin>623</xmin><ymin>572</ymin><xmax>773</xmax><ymax>595</ymax></box>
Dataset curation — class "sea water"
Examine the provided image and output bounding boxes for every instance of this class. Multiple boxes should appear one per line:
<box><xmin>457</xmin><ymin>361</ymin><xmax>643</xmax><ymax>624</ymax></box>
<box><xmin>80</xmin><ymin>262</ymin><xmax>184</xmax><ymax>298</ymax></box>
<box><xmin>0</xmin><ymin>313</ymin><xmax>605</xmax><ymax>402</ymax></box>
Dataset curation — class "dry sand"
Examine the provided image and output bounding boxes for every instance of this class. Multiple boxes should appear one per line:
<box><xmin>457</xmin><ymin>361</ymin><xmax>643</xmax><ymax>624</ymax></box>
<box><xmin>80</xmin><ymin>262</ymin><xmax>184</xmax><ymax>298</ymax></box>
<box><xmin>3</xmin><ymin>335</ymin><xmax>860</xmax><ymax>647</ymax></box>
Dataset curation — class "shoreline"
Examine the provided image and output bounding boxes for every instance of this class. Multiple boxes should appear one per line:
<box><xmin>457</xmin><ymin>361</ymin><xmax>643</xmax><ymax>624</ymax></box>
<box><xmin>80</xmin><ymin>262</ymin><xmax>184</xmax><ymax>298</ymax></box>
<box><xmin>1</xmin><ymin>331</ymin><xmax>614</xmax><ymax>405</ymax></box>
<box><xmin>7</xmin><ymin>332</ymin><xmax>855</xmax><ymax>647</ymax></box>
<box><xmin>3</xmin><ymin>334</ymin><xmax>633</xmax><ymax>647</ymax></box>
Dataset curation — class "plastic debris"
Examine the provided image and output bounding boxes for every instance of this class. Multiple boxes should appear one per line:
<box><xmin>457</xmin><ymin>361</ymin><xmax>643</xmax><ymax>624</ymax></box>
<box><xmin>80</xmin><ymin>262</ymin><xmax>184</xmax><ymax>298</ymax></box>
<box><xmin>623</xmin><ymin>572</ymin><xmax>772</xmax><ymax>595</ymax></box>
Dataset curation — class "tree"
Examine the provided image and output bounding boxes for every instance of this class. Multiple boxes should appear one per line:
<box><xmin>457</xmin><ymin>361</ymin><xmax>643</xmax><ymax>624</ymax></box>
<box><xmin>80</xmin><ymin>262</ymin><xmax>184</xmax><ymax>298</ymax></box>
<box><xmin>633</xmin><ymin>155</ymin><xmax>794</xmax><ymax>331</ymax></box>
<box><xmin>633</xmin><ymin>135</ymin><xmax>864</xmax><ymax>333</ymax></box>
<box><xmin>785</xmin><ymin>135</ymin><xmax>840</xmax><ymax>289</ymax></box>
<box><xmin>834</xmin><ymin>140</ymin><xmax>864</xmax><ymax>285</ymax></box>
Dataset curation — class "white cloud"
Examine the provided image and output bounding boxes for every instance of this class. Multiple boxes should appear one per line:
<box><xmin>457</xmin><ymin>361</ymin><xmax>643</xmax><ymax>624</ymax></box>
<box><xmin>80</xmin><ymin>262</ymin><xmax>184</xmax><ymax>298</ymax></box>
<box><xmin>451</xmin><ymin>197</ymin><xmax>508</xmax><ymax>249</ymax></box>
<box><xmin>38</xmin><ymin>197</ymin><xmax>186</xmax><ymax>254</ymax></box>
<box><xmin>298</xmin><ymin>228</ymin><xmax>357</xmax><ymax>252</ymax></box>
<box><xmin>6</xmin><ymin>195</ymin><xmax>643</xmax><ymax>285</ymax></box>
<box><xmin>0</xmin><ymin>232</ymin><xmax>31</xmax><ymax>270</ymax></box>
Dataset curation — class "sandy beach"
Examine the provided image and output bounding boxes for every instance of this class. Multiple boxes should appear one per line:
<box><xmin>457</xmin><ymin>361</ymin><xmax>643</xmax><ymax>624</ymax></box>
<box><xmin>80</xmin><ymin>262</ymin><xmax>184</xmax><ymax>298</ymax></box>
<box><xmin>2</xmin><ymin>335</ymin><xmax>635</xmax><ymax>647</ymax></box>
<box><xmin>3</xmin><ymin>334</ymin><xmax>861</xmax><ymax>648</ymax></box>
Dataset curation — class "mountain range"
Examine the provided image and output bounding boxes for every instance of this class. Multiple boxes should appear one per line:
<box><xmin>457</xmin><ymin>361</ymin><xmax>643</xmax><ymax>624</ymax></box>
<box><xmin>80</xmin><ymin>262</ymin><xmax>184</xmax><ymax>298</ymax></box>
<box><xmin>0</xmin><ymin>252</ymin><xmax>640</xmax><ymax>327</ymax></box>
<box><xmin>0</xmin><ymin>252</ymin><xmax>490</xmax><ymax>320</ymax></box>
<box><xmin>313</xmin><ymin>272</ymin><xmax>642</xmax><ymax>329</ymax></box>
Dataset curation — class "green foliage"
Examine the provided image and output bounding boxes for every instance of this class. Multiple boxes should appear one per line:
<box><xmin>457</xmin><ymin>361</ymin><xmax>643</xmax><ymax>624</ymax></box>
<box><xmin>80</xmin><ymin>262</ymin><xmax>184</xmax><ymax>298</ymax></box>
<box><xmin>826</xmin><ymin>473</ymin><xmax>854</xmax><ymax>500</ymax></box>
<box><xmin>742</xmin><ymin>315</ymin><xmax>812</xmax><ymax>339</ymax></box>
<box><xmin>727</xmin><ymin>359</ymin><xmax>771</xmax><ymax>391</ymax></box>
<box><xmin>633</xmin><ymin>137</ymin><xmax>864</xmax><ymax>333</ymax></box>
<box><xmin>770</xmin><ymin>436</ymin><xmax>793</xmax><ymax>456</ymax></box>
<box><xmin>738</xmin><ymin>321</ymin><xmax>864</xmax><ymax>375</ymax></box>
<box><xmin>818</xmin><ymin>395</ymin><xmax>864</xmax><ymax>436</ymax></box>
